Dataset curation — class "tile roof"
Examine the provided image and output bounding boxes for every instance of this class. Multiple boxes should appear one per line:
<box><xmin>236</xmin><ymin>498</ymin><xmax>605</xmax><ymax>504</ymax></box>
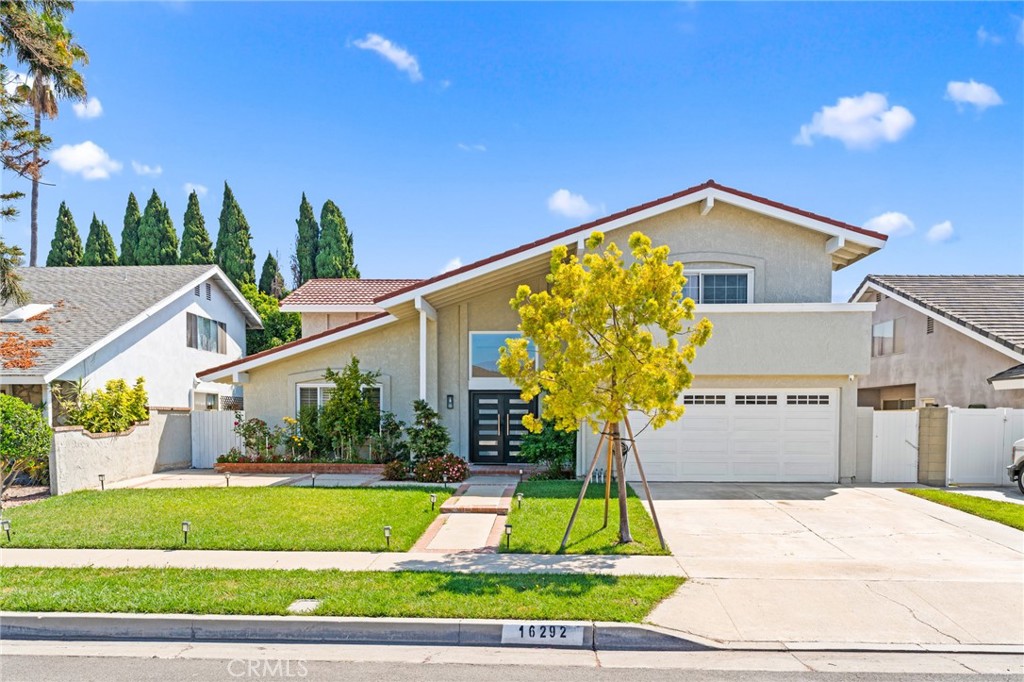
<box><xmin>861</xmin><ymin>275</ymin><xmax>1024</xmax><ymax>355</ymax></box>
<box><xmin>0</xmin><ymin>265</ymin><xmax>230</xmax><ymax>379</ymax></box>
<box><xmin>281</xmin><ymin>279</ymin><xmax>421</xmax><ymax>307</ymax></box>
<box><xmin>989</xmin><ymin>363</ymin><xmax>1024</xmax><ymax>383</ymax></box>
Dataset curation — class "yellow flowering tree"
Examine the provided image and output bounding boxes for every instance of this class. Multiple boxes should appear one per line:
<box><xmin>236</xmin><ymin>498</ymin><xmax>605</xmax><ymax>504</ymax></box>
<box><xmin>498</xmin><ymin>230</ymin><xmax>712</xmax><ymax>547</ymax></box>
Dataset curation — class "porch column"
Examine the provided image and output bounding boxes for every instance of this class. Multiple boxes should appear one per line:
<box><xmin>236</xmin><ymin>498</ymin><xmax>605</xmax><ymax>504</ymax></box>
<box><xmin>415</xmin><ymin>296</ymin><xmax>437</xmax><ymax>404</ymax></box>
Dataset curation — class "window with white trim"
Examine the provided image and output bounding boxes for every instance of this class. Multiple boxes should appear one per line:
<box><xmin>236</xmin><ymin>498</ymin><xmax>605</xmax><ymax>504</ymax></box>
<box><xmin>186</xmin><ymin>313</ymin><xmax>227</xmax><ymax>353</ymax></box>
<box><xmin>681</xmin><ymin>271</ymin><xmax>751</xmax><ymax>304</ymax></box>
<box><xmin>872</xmin><ymin>318</ymin><xmax>905</xmax><ymax>357</ymax></box>
<box><xmin>470</xmin><ymin>332</ymin><xmax>536</xmax><ymax>379</ymax></box>
<box><xmin>296</xmin><ymin>383</ymin><xmax>381</xmax><ymax>414</ymax></box>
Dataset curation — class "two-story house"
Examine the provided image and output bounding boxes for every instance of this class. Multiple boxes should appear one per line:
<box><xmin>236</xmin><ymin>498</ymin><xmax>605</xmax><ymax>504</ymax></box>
<box><xmin>199</xmin><ymin>180</ymin><xmax>887</xmax><ymax>483</ymax></box>
<box><xmin>0</xmin><ymin>265</ymin><xmax>262</xmax><ymax>421</ymax></box>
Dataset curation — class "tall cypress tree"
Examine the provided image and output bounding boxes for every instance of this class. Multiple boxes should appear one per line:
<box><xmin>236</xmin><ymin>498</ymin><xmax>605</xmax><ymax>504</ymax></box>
<box><xmin>179</xmin><ymin>190</ymin><xmax>214</xmax><ymax>265</ymax></box>
<box><xmin>315</xmin><ymin>200</ymin><xmax>359</xmax><ymax>279</ymax></box>
<box><xmin>214</xmin><ymin>182</ymin><xmax>256</xmax><ymax>287</ymax></box>
<box><xmin>293</xmin><ymin>193</ymin><xmax>319</xmax><ymax>286</ymax></box>
<box><xmin>82</xmin><ymin>214</ymin><xmax>118</xmax><ymax>266</ymax></box>
<box><xmin>136</xmin><ymin>190</ymin><xmax>179</xmax><ymax>265</ymax></box>
<box><xmin>259</xmin><ymin>252</ymin><xmax>285</xmax><ymax>298</ymax></box>
<box><xmin>46</xmin><ymin>201</ymin><xmax>83</xmax><ymax>267</ymax></box>
<box><xmin>119</xmin><ymin>192</ymin><xmax>141</xmax><ymax>266</ymax></box>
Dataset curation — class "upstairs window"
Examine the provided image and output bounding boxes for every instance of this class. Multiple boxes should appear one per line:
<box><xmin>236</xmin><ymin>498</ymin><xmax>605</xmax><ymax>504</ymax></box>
<box><xmin>872</xmin><ymin>318</ymin><xmax>905</xmax><ymax>357</ymax></box>
<box><xmin>187</xmin><ymin>313</ymin><xmax>227</xmax><ymax>353</ymax></box>
<box><xmin>682</xmin><ymin>271</ymin><xmax>750</xmax><ymax>304</ymax></box>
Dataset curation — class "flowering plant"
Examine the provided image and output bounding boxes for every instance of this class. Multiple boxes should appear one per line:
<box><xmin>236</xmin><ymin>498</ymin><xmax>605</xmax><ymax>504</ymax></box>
<box><xmin>414</xmin><ymin>454</ymin><xmax>469</xmax><ymax>483</ymax></box>
<box><xmin>233</xmin><ymin>412</ymin><xmax>275</xmax><ymax>456</ymax></box>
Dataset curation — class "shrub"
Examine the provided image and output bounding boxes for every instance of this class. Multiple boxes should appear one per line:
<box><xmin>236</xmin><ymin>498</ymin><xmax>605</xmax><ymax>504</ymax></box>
<box><xmin>320</xmin><ymin>358</ymin><xmax>381</xmax><ymax>460</ymax></box>
<box><xmin>519</xmin><ymin>420</ymin><xmax>577</xmax><ymax>478</ymax></box>
<box><xmin>406</xmin><ymin>399</ymin><xmax>450</xmax><ymax>462</ymax></box>
<box><xmin>297</xmin><ymin>405</ymin><xmax>329</xmax><ymax>457</ymax></box>
<box><xmin>414</xmin><ymin>454</ymin><xmax>469</xmax><ymax>483</ymax></box>
<box><xmin>217</xmin><ymin>446</ymin><xmax>248</xmax><ymax>463</ymax></box>
<box><xmin>233</xmin><ymin>413</ymin><xmax>274</xmax><ymax>457</ymax></box>
<box><xmin>55</xmin><ymin>377</ymin><xmax>149</xmax><ymax>434</ymax></box>
<box><xmin>0</xmin><ymin>394</ymin><xmax>53</xmax><ymax>495</ymax></box>
<box><xmin>371</xmin><ymin>411</ymin><xmax>409</xmax><ymax>463</ymax></box>
<box><xmin>382</xmin><ymin>459</ymin><xmax>411</xmax><ymax>481</ymax></box>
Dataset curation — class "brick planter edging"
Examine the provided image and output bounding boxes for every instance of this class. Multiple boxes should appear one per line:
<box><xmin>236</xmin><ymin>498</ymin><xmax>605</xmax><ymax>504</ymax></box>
<box><xmin>214</xmin><ymin>462</ymin><xmax>385</xmax><ymax>475</ymax></box>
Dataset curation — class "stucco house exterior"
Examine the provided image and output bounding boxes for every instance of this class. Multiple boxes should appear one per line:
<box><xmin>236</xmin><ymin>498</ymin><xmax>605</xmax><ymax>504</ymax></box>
<box><xmin>0</xmin><ymin>265</ymin><xmax>262</xmax><ymax>421</ymax></box>
<box><xmin>199</xmin><ymin>179</ymin><xmax>889</xmax><ymax>483</ymax></box>
<box><xmin>852</xmin><ymin>275</ymin><xmax>1024</xmax><ymax>410</ymax></box>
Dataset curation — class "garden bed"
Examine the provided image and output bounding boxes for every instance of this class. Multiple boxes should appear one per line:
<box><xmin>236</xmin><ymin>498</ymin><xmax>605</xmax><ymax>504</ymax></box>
<box><xmin>214</xmin><ymin>462</ymin><xmax>385</xmax><ymax>475</ymax></box>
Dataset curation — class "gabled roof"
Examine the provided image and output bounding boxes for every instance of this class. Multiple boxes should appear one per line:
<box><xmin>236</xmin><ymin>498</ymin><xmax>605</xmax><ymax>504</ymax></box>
<box><xmin>853</xmin><ymin>275</ymin><xmax>1024</xmax><ymax>358</ymax></box>
<box><xmin>0</xmin><ymin>265</ymin><xmax>262</xmax><ymax>381</ymax></box>
<box><xmin>988</xmin><ymin>363</ymin><xmax>1024</xmax><ymax>384</ymax></box>
<box><xmin>280</xmin><ymin>279</ymin><xmax>420</xmax><ymax>311</ymax></box>
<box><xmin>376</xmin><ymin>179</ymin><xmax>888</xmax><ymax>306</ymax></box>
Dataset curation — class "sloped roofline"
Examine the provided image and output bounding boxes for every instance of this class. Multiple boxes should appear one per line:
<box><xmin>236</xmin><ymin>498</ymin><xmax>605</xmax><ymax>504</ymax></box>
<box><xmin>42</xmin><ymin>266</ymin><xmax>264</xmax><ymax>383</ymax></box>
<box><xmin>375</xmin><ymin>179</ymin><xmax>888</xmax><ymax>306</ymax></box>
<box><xmin>852</xmin><ymin>275</ymin><xmax>1024</xmax><ymax>362</ymax></box>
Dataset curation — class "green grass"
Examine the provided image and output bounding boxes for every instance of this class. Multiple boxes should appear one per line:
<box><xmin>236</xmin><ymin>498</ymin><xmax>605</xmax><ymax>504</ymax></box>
<box><xmin>502</xmin><ymin>481</ymin><xmax>667</xmax><ymax>555</ymax></box>
<box><xmin>0</xmin><ymin>566</ymin><xmax>682</xmax><ymax>622</ymax></box>
<box><xmin>0</xmin><ymin>487</ymin><xmax>451</xmax><ymax>551</ymax></box>
<box><xmin>900</xmin><ymin>488</ymin><xmax>1024</xmax><ymax>531</ymax></box>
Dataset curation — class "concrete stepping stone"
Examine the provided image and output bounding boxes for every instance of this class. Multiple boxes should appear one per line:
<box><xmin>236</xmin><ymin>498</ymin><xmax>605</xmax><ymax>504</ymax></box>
<box><xmin>422</xmin><ymin>513</ymin><xmax>499</xmax><ymax>551</ymax></box>
<box><xmin>440</xmin><ymin>485</ymin><xmax>514</xmax><ymax>514</ymax></box>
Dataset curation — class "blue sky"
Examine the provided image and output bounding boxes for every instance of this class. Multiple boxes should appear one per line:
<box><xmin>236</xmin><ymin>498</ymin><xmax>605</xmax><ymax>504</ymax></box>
<box><xmin>2</xmin><ymin>2</ymin><xmax>1021</xmax><ymax>300</ymax></box>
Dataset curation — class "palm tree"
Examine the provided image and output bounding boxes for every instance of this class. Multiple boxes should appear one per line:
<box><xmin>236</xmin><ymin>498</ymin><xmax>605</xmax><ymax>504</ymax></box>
<box><xmin>0</xmin><ymin>241</ymin><xmax>27</xmax><ymax>305</ymax></box>
<box><xmin>16</xmin><ymin>16</ymin><xmax>87</xmax><ymax>266</ymax></box>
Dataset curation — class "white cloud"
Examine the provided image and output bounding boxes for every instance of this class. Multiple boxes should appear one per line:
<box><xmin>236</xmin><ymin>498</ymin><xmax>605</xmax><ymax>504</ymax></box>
<box><xmin>864</xmin><ymin>211</ymin><xmax>915</xmax><ymax>237</ymax></box>
<box><xmin>352</xmin><ymin>33</ymin><xmax>423</xmax><ymax>82</ymax></box>
<box><xmin>976</xmin><ymin>26</ymin><xmax>1003</xmax><ymax>45</ymax></box>
<box><xmin>926</xmin><ymin>220</ymin><xmax>954</xmax><ymax>243</ymax></box>
<box><xmin>441</xmin><ymin>257</ymin><xmax>462</xmax><ymax>273</ymax></box>
<box><xmin>131</xmin><ymin>160</ymin><xmax>162</xmax><ymax>177</ymax></box>
<box><xmin>547</xmin><ymin>189</ymin><xmax>598</xmax><ymax>219</ymax></box>
<box><xmin>457</xmin><ymin>143</ymin><xmax>486</xmax><ymax>153</ymax></box>
<box><xmin>51</xmin><ymin>141</ymin><xmax>122</xmax><ymax>180</ymax></box>
<box><xmin>183</xmin><ymin>182</ymin><xmax>208</xmax><ymax>198</ymax></box>
<box><xmin>946</xmin><ymin>79</ymin><xmax>1004</xmax><ymax>112</ymax></box>
<box><xmin>72</xmin><ymin>96</ymin><xmax>103</xmax><ymax>119</ymax></box>
<box><xmin>794</xmin><ymin>92</ymin><xmax>915</xmax><ymax>150</ymax></box>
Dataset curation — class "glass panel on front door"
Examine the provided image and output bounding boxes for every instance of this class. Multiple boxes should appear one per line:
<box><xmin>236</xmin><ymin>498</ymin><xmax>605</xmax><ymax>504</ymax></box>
<box><xmin>470</xmin><ymin>391</ymin><xmax>538</xmax><ymax>464</ymax></box>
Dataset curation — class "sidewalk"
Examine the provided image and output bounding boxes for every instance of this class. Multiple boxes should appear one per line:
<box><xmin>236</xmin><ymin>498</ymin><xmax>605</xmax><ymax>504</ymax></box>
<box><xmin>0</xmin><ymin>547</ymin><xmax>685</xmax><ymax>576</ymax></box>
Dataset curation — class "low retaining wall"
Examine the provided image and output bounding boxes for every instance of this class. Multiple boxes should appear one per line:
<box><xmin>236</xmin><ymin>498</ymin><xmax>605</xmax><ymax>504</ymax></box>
<box><xmin>214</xmin><ymin>462</ymin><xmax>385</xmax><ymax>475</ymax></box>
<box><xmin>50</xmin><ymin>408</ymin><xmax>192</xmax><ymax>495</ymax></box>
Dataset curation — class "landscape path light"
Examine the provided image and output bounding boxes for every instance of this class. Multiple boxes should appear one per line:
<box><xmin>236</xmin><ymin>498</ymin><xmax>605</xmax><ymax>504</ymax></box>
<box><xmin>383</xmin><ymin>525</ymin><xmax>392</xmax><ymax>550</ymax></box>
<box><xmin>518</xmin><ymin>469</ymin><xmax>524</xmax><ymax>483</ymax></box>
<box><xmin>430</xmin><ymin>493</ymin><xmax>437</xmax><ymax>511</ymax></box>
<box><xmin>310</xmin><ymin>471</ymin><xmax>317</xmax><ymax>488</ymax></box>
<box><xmin>224</xmin><ymin>471</ymin><xmax>231</xmax><ymax>488</ymax></box>
<box><xmin>504</xmin><ymin>523</ymin><xmax>512</xmax><ymax>550</ymax></box>
<box><xmin>516</xmin><ymin>492</ymin><xmax>524</xmax><ymax>509</ymax></box>
<box><xmin>98</xmin><ymin>474</ymin><xmax>105</xmax><ymax>491</ymax></box>
<box><xmin>182</xmin><ymin>521</ymin><xmax>191</xmax><ymax>545</ymax></box>
<box><xmin>1</xmin><ymin>518</ymin><xmax>10</xmax><ymax>542</ymax></box>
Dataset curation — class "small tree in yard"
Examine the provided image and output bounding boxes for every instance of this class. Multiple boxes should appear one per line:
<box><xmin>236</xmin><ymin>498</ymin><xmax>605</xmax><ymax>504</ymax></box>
<box><xmin>321</xmin><ymin>357</ymin><xmax>380</xmax><ymax>460</ymax></box>
<box><xmin>498</xmin><ymin>230</ymin><xmax>712</xmax><ymax>548</ymax></box>
<box><xmin>0</xmin><ymin>394</ymin><xmax>52</xmax><ymax>508</ymax></box>
<box><xmin>406</xmin><ymin>399</ymin><xmax>450</xmax><ymax>462</ymax></box>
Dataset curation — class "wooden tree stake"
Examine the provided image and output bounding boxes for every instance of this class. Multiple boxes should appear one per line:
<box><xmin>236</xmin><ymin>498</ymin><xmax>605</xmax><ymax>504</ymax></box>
<box><xmin>623</xmin><ymin>414</ymin><xmax>666</xmax><ymax>550</ymax></box>
<box><xmin>559</xmin><ymin>422</ymin><xmax>609</xmax><ymax>552</ymax></box>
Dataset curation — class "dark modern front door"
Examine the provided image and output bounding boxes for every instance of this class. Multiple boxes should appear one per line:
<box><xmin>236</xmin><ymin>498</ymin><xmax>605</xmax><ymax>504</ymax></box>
<box><xmin>469</xmin><ymin>391</ymin><xmax>537</xmax><ymax>464</ymax></box>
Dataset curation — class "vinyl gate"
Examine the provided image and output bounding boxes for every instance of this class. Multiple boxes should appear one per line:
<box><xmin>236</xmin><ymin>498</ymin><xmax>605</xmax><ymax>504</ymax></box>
<box><xmin>947</xmin><ymin>408</ymin><xmax>1024</xmax><ymax>485</ymax></box>
<box><xmin>871</xmin><ymin>410</ymin><xmax>919</xmax><ymax>483</ymax></box>
<box><xmin>191</xmin><ymin>410</ymin><xmax>243</xmax><ymax>469</ymax></box>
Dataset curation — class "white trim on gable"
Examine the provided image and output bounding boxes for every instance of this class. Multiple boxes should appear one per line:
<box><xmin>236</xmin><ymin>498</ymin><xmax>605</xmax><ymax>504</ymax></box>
<box><xmin>42</xmin><ymin>267</ymin><xmax>263</xmax><ymax>384</ymax></box>
<box><xmin>377</xmin><ymin>187</ymin><xmax>886</xmax><ymax>309</ymax></box>
<box><xmin>853</xmin><ymin>280</ymin><xmax>1024</xmax><ymax>365</ymax></box>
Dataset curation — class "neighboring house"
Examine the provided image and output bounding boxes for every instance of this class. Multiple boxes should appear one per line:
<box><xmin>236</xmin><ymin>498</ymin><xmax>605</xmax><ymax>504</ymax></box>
<box><xmin>199</xmin><ymin>179</ymin><xmax>888</xmax><ymax>483</ymax></box>
<box><xmin>852</xmin><ymin>275</ymin><xmax>1024</xmax><ymax>410</ymax></box>
<box><xmin>0</xmin><ymin>265</ymin><xmax>262</xmax><ymax>420</ymax></box>
<box><xmin>280</xmin><ymin>278</ymin><xmax>421</xmax><ymax>338</ymax></box>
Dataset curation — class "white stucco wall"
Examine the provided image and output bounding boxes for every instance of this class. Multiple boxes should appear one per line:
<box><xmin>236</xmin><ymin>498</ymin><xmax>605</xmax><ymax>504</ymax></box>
<box><xmin>55</xmin><ymin>276</ymin><xmax>248</xmax><ymax>409</ymax></box>
<box><xmin>49</xmin><ymin>408</ymin><xmax>192</xmax><ymax>495</ymax></box>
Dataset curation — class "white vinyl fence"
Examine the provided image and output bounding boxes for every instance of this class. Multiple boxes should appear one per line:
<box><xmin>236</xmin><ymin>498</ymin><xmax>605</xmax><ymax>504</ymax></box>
<box><xmin>871</xmin><ymin>410</ymin><xmax>919</xmax><ymax>483</ymax></box>
<box><xmin>191</xmin><ymin>410</ymin><xmax>243</xmax><ymax>469</ymax></box>
<box><xmin>947</xmin><ymin>408</ymin><xmax>1024</xmax><ymax>486</ymax></box>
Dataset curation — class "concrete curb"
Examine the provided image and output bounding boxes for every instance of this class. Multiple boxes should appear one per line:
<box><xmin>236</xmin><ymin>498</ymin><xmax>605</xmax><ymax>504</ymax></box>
<box><xmin>0</xmin><ymin>612</ymin><xmax>707</xmax><ymax>651</ymax></box>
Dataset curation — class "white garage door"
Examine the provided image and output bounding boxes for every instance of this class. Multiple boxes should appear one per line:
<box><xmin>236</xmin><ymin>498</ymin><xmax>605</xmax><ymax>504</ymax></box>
<box><xmin>624</xmin><ymin>390</ymin><xmax>839</xmax><ymax>482</ymax></box>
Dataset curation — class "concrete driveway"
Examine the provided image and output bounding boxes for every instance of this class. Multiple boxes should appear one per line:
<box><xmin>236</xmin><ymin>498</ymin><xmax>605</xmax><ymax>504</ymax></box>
<box><xmin>641</xmin><ymin>483</ymin><xmax>1024</xmax><ymax>649</ymax></box>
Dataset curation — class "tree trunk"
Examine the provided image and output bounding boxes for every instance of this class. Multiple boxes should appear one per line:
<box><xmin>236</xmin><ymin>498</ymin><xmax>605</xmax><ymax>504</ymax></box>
<box><xmin>611</xmin><ymin>421</ymin><xmax>632</xmax><ymax>544</ymax></box>
<box><xmin>29</xmin><ymin>111</ymin><xmax>41</xmax><ymax>267</ymax></box>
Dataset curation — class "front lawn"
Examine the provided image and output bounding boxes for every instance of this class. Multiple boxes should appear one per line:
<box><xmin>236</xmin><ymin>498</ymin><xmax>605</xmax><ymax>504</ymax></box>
<box><xmin>0</xmin><ymin>487</ymin><xmax>450</xmax><ymax>551</ymax></box>
<box><xmin>0</xmin><ymin>567</ymin><xmax>682</xmax><ymax>622</ymax></box>
<box><xmin>900</xmin><ymin>488</ymin><xmax>1024</xmax><ymax>531</ymax></box>
<box><xmin>502</xmin><ymin>480</ymin><xmax>668</xmax><ymax>555</ymax></box>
